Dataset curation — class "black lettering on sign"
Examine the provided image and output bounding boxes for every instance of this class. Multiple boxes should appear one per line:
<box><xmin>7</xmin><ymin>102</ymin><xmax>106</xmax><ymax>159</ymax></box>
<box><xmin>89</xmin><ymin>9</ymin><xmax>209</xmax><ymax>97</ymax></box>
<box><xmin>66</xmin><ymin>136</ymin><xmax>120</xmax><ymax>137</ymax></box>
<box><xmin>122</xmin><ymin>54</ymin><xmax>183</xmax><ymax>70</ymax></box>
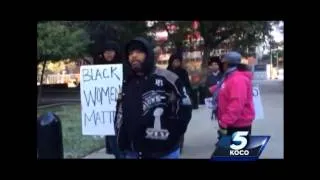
<box><xmin>110</xmin><ymin>87</ymin><xmax>117</xmax><ymax>103</ymax></box>
<box><xmin>100</xmin><ymin>87</ymin><xmax>110</xmax><ymax>105</ymax></box>
<box><xmin>99</xmin><ymin>86</ymin><xmax>119</xmax><ymax>105</ymax></box>
<box><xmin>95</xmin><ymin>69</ymin><xmax>103</xmax><ymax>81</ymax></box>
<box><xmin>253</xmin><ymin>88</ymin><xmax>259</xmax><ymax>97</ymax></box>
<box><xmin>102</xmin><ymin>111</ymin><xmax>109</xmax><ymax>124</ymax></box>
<box><xmin>84</xmin><ymin>110</ymin><xmax>116</xmax><ymax>127</ymax></box>
<box><xmin>111</xmin><ymin>66</ymin><xmax>120</xmax><ymax>80</ymax></box>
<box><xmin>83</xmin><ymin>86</ymin><xmax>121</xmax><ymax>107</ymax></box>
<box><xmin>82</xmin><ymin>68</ymin><xmax>92</xmax><ymax>82</ymax></box>
<box><xmin>83</xmin><ymin>89</ymin><xmax>97</xmax><ymax>107</ymax></box>
<box><xmin>95</xmin><ymin>110</ymin><xmax>102</xmax><ymax>125</ymax></box>
<box><xmin>108</xmin><ymin>111</ymin><xmax>116</xmax><ymax>124</ymax></box>
<box><xmin>103</xmin><ymin>68</ymin><xmax>110</xmax><ymax>78</ymax></box>
<box><xmin>82</xmin><ymin>66</ymin><xmax>121</xmax><ymax>82</ymax></box>
<box><xmin>84</xmin><ymin>110</ymin><xmax>97</xmax><ymax>126</ymax></box>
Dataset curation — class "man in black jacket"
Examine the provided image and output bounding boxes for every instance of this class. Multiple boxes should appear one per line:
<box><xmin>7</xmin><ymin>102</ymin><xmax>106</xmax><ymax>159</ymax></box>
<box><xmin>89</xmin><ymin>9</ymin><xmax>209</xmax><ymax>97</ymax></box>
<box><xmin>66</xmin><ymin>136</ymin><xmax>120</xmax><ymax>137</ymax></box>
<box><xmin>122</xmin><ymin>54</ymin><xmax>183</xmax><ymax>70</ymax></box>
<box><xmin>115</xmin><ymin>37</ymin><xmax>192</xmax><ymax>159</ymax></box>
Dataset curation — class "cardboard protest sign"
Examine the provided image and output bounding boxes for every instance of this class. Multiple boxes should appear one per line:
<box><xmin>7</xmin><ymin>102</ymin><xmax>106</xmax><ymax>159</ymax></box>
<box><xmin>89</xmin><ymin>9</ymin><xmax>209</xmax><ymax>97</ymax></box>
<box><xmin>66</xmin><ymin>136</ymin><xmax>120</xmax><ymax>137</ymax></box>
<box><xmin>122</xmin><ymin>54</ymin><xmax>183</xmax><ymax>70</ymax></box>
<box><xmin>252</xmin><ymin>86</ymin><xmax>264</xmax><ymax>120</ymax></box>
<box><xmin>80</xmin><ymin>64</ymin><xmax>123</xmax><ymax>135</ymax></box>
<box><xmin>205</xmin><ymin>86</ymin><xmax>264</xmax><ymax>120</ymax></box>
<box><xmin>205</xmin><ymin>97</ymin><xmax>214</xmax><ymax>109</ymax></box>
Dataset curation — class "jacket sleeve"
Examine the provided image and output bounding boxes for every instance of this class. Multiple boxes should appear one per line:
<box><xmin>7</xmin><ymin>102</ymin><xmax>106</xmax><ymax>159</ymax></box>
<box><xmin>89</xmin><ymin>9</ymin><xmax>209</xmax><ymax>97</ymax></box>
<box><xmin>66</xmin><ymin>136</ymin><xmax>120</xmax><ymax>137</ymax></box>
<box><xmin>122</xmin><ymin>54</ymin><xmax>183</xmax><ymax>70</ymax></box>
<box><xmin>114</xmin><ymin>92</ymin><xmax>123</xmax><ymax>134</ymax></box>
<box><xmin>183</xmin><ymin>70</ymin><xmax>192</xmax><ymax>95</ymax></box>
<box><xmin>114</xmin><ymin>92</ymin><xmax>129</xmax><ymax>151</ymax></box>
<box><xmin>175</xmin><ymin>78</ymin><xmax>193</xmax><ymax>135</ymax></box>
<box><xmin>220</xmin><ymin>78</ymin><xmax>247</xmax><ymax>128</ymax></box>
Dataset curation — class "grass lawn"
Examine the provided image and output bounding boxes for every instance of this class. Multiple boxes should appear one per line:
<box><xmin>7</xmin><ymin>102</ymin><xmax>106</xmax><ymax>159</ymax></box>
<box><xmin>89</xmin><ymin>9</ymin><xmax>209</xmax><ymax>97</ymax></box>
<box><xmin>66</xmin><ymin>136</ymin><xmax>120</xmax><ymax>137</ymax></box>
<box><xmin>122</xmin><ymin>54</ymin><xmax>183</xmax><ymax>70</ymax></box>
<box><xmin>37</xmin><ymin>104</ymin><xmax>105</xmax><ymax>158</ymax></box>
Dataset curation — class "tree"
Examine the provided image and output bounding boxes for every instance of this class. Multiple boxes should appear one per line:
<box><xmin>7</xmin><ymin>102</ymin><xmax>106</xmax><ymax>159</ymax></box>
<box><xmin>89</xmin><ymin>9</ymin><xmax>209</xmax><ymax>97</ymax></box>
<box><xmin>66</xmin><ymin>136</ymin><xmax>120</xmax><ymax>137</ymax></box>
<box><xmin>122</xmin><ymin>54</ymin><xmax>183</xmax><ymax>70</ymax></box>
<box><xmin>199</xmin><ymin>21</ymin><xmax>273</xmax><ymax>61</ymax></box>
<box><xmin>37</xmin><ymin>21</ymin><xmax>91</xmax><ymax>61</ymax></box>
<box><xmin>146</xmin><ymin>21</ymin><xmax>274</xmax><ymax>87</ymax></box>
<box><xmin>65</xmin><ymin>21</ymin><xmax>149</xmax><ymax>62</ymax></box>
<box><xmin>149</xmin><ymin>21</ymin><xmax>191</xmax><ymax>55</ymax></box>
<box><xmin>37</xmin><ymin>21</ymin><xmax>91</xmax><ymax>106</ymax></box>
<box><xmin>148</xmin><ymin>21</ymin><xmax>273</xmax><ymax>60</ymax></box>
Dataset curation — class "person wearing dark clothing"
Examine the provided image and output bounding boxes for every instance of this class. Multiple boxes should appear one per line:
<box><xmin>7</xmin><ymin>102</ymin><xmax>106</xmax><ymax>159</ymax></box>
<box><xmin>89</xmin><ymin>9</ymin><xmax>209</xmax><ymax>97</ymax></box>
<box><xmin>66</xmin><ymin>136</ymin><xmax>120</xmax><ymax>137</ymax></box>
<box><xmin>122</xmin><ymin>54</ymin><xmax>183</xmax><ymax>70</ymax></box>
<box><xmin>115</xmin><ymin>37</ymin><xmax>192</xmax><ymax>159</ymax></box>
<box><xmin>198</xmin><ymin>86</ymin><xmax>206</xmax><ymax>105</ymax></box>
<box><xmin>198</xmin><ymin>72</ymin><xmax>208</xmax><ymax>105</ymax></box>
<box><xmin>167</xmin><ymin>53</ymin><xmax>192</xmax><ymax>153</ymax></box>
<box><xmin>189</xmin><ymin>73</ymin><xmax>202</xmax><ymax>109</ymax></box>
<box><xmin>94</xmin><ymin>41</ymin><xmax>121</xmax><ymax>65</ymax></box>
<box><xmin>167</xmin><ymin>54</ymin><xmax>192</xmax><ymax>96</ymax></box>
<box><xmin>93</xmin><ymin>40</ymin><xmax>124</xmax><ymax>159</ymax></box>
<box><xmin>190</xmin><ymin>87</ymin><xmax>199</xmax><ymax>109</ymax></box>
<box><xmin>205</xmin><ymin>56</ymin><xmax>223</xmax><ymax>97</ymax></box>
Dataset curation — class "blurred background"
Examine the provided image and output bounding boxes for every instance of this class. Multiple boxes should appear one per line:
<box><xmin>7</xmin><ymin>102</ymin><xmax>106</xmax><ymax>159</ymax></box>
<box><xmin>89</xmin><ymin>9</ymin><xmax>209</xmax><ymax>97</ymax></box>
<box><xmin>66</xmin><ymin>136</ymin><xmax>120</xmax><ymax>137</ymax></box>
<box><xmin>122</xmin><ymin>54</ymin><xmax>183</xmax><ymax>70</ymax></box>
<box><xmin>37</xmin><ymin>21</ymin><xmax>283</xmax><ymax>89</ymax></box>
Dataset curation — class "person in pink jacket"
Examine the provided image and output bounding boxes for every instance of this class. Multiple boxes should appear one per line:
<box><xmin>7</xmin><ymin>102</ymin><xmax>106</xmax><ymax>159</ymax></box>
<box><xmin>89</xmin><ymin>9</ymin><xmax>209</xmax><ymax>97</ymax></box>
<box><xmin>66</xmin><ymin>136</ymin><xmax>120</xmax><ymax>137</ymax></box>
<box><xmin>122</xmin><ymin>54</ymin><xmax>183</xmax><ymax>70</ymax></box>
<box><xmin>209</xmin><ymin>52</ymin><xmax>255</xmax><ymax>140</ymax></box>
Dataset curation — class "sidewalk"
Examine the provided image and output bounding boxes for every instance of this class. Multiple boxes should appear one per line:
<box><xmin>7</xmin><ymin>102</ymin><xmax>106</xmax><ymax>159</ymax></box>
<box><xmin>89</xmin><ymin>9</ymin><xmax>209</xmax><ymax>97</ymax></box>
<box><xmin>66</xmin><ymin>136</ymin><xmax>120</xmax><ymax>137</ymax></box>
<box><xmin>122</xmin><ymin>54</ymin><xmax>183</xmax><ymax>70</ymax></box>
<box><xmin>84</xmin><ymin>148</ymin><xmax>114</xmax><ymax>159</ymax></box>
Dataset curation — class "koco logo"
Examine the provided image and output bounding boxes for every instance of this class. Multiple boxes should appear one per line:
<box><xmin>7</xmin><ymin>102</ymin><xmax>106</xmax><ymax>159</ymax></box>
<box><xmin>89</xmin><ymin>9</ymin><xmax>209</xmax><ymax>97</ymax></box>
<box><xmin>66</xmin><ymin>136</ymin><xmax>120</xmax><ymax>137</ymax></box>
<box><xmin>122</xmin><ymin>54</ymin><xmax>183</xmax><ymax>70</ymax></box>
<box><xmin>230</xmin><ymin>131</ymin><xmax>250</xmax><ymax>156</ymax></box>
<box><xmin>212</xmin><ymin>130</ymin><xmax>270</xmax><ymax>161</ymax></box>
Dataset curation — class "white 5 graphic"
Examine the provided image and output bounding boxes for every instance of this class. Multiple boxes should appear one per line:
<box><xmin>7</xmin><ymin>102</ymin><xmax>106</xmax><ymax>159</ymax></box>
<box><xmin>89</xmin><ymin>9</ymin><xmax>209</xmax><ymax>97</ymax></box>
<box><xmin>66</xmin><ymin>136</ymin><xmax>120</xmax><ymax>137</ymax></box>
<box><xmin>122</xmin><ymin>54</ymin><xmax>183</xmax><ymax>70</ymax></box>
<box><xmin>230</xmin><ymin>131</ymin><xmax>249</xmax><ymax>150</ymax></box>
<box><xmin>145</xmin><ymin>107</ymin><xmax>170</xmax><ymax>140</ymax></box>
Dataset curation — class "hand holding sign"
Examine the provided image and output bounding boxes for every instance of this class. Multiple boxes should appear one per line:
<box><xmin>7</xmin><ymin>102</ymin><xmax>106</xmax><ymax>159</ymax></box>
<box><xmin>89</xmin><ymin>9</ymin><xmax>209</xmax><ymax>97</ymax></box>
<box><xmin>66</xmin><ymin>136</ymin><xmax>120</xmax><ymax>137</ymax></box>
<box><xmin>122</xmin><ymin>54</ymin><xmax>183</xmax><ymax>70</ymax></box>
<box><xmin>80</xmin><ymin>64</ymin><xmax>123</xmax><ymax>136</ymax></box>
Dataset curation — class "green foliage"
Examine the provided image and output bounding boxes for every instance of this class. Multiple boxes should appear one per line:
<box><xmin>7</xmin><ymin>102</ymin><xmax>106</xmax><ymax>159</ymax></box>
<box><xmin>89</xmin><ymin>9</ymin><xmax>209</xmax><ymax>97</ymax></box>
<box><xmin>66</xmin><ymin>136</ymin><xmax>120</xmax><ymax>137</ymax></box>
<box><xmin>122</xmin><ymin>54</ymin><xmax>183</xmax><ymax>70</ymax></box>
<box><xmin>146</xmin><ymin>21</ymin><xmax>273</xmax><ymax>55</ymax></box>
<box><xmin>199</xmin><ymin>21</ymin><xmax>273</xmax><ymax>50</ymax></box>
<box><xmin>60</xmin><ymin>21</ymin><xmax>151</xmax><ymax>61</ymax></box>
<box><xmin>37</xmin><ymin>21</ymin><xmax>92</xmax><ymax>61</ymax></box>
<box><xmin>37</xmin><ymin>21</ymin><xmax>276</xmax><ymax>62</ymax></box>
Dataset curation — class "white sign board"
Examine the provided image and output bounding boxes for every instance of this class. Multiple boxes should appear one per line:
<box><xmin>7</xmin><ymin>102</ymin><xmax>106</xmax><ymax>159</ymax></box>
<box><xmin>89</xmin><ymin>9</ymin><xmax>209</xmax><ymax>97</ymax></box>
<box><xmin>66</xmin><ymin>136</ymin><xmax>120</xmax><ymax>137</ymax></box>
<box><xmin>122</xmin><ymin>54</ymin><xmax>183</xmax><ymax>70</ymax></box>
<box><xmin>204</xmin><ymin>86</ymin><xmax>264</xmax><ymax>120</ymax></box>
<box><xmin>80</xmin><ymin>64</ymin><xmax>123</xmax><ymax>135</ymax></box>
<box><xmin>205</xmin><ymin>97</ymin><xmax>214</xmax><ymax>109</ymax></box>
<box><xmin>253</xmin><ymin>86</ymin><xmax>264</xmax><ymax>120</ymax></box>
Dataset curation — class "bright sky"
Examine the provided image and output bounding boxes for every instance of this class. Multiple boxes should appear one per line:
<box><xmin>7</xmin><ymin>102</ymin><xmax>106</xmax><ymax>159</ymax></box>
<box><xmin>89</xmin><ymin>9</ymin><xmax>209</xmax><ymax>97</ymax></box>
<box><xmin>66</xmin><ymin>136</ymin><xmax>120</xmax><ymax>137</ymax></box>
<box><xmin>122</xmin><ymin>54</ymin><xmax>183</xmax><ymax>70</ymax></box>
<box><xmin>150</xmin><ymin>21</ymin><xmax>284</xmax><ymax>43</ymax></box>
<box><xmin>271</xmin><ymin>21</ymin><xmax>283</xmax><ymax>43</ymax></box>
<box><xmin>259</xmin><ymin>21</ymin><xmax>283</xmax><ymax>54</ymax></box>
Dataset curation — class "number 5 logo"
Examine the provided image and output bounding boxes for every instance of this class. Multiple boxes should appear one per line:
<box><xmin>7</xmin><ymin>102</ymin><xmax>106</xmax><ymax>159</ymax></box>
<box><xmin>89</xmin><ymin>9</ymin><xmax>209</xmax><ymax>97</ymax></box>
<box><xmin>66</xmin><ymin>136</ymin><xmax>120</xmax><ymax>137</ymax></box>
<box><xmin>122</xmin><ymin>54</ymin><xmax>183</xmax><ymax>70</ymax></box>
<box><xmin>230</xmin><ymin>131</ymin><xmax>249</xmax><ymax>150</ymax></box>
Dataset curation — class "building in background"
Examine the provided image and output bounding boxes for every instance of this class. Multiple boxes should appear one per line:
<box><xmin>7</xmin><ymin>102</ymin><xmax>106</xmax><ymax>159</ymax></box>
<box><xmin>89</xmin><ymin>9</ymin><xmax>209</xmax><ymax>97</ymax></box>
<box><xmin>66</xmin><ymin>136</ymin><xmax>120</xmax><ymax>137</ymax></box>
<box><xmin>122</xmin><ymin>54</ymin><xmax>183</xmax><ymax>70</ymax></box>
<box><xmin>37</xmin><ymin>57</ymin><xmax>92</xmax><ymax>86</ymax></box>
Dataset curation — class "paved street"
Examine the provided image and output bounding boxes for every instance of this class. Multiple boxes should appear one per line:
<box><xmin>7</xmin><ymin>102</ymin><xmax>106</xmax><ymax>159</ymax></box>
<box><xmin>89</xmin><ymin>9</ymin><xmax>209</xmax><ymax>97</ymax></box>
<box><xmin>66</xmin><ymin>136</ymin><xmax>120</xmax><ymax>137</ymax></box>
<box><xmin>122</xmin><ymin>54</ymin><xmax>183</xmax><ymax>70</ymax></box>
<box><xmin>84</xmin><ymin>80</ymin><xmax>284</xmax><ymax>159</ymax></box>
<box><xmin>252</xmin><ymin>80</ymin><xmax>284</xmax><ymax>159</ymax></box>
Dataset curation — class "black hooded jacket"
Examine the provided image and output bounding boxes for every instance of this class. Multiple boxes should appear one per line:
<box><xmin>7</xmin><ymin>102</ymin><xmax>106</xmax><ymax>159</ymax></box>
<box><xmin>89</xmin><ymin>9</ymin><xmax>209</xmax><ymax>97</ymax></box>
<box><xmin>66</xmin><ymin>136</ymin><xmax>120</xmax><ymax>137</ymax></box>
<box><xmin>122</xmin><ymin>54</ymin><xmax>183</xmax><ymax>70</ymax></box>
<box><xmin>115</xmin><ymin>37</ymin><xmax>192</xmax><ymax>158</ymax></box>
<box><xmin>167</xmin><ymin>54</ymin><xmax>192</xmax><ymax>95</ymax></box>
<box><xmin>94</xmin><ymin>41</ymin><xmax>122</xmax><ymax>65</ymax></box>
